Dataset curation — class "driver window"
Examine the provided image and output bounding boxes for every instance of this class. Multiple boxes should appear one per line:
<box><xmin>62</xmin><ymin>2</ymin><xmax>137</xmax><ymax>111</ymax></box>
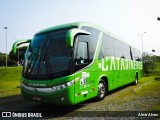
<box><xmin>76</xmin><ymin>41</ymin><xmax>89</xmax><ymax>65</ymax></box>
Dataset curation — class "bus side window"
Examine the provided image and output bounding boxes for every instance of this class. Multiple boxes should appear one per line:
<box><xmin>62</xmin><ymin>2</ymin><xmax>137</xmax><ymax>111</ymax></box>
<box><xmin>81</xmin><ymin>26</ymin><xmax>100</xmax><ymax>63</ymax></box>
<box><xmin>99</xmin><ymin>33</ymin><xmax>114</xmax><ymax>58</ymax></box>
<box><xmin>76</xmin><ymin>41</ymin><xmax>89</xmax><ymax>65</ymax></box>
<box><xmin>98</xmin><ymin>50</ymin><xmax>104</xmax><ymax>59</ymax></box>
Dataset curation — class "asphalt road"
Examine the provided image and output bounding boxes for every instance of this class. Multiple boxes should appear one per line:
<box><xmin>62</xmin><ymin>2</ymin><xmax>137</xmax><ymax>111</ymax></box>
<box><xmin>0</xmin><ymin>78</ymin><xmax>160</xmax><ymax>119</ymax></box>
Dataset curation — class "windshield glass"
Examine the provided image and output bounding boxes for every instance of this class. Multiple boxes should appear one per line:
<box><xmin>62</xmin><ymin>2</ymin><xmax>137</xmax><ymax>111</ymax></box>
<box><xmin>23</xmin><ymin>29</ymin><xmax>72</xmax><ymax>80</ymax></box>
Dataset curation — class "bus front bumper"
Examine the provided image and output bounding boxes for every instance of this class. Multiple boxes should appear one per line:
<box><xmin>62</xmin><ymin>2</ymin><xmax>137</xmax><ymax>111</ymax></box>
<box><xmin>21</xmin><ymin>83</ymin><xmax>75</xmax><ymax>106</ymax></box>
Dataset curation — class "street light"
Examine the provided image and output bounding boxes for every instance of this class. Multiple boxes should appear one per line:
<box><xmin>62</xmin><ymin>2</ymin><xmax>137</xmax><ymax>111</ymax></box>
<box><xmin>138</xmin><ymin>32</ymin><xmax>146</xmax><ymax>58</ymax></box>
<box><xmin>3</xmin><ymin>27</ymin><xmax>8</xmax><ymax>67</ymax></box>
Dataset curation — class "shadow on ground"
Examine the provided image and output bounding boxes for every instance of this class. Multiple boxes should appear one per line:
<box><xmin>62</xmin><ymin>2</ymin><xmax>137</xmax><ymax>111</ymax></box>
<box><xmin>0</xmin><ymin>82</ymin><xmax>135</xmax><ymax>118</ymax></box>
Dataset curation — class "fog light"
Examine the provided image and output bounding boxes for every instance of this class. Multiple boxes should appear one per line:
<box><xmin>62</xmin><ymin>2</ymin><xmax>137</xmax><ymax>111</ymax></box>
<box><xmin>61</xmin><ymin>97</ymin><xmax>65</xmax><ymax>101</ymax></box>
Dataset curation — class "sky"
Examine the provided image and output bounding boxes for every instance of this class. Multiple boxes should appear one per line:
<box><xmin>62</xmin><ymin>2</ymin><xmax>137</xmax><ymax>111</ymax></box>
<box><xmin>0</xmin><ymin>0</ymin><xmax>160</xmax><ymax>55</ymax></box>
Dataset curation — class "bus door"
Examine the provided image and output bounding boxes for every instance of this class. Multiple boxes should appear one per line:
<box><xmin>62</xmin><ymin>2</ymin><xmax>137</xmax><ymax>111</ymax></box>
<box><xmin>74</xmin><ymin>40</ymin><xmax>93</xmax><ymax>104</ymax></box>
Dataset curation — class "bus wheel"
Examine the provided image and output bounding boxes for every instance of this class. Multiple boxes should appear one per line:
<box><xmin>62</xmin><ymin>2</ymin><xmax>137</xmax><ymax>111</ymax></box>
<box><xmin>134</xmin><ymin>75</ymin><xmax>138</xmax><ymax>85</ymax></box>
<box><xmin>96</xmin><ymin>79</ymin><xmax>106</xmax><ymax>101</ymax></box>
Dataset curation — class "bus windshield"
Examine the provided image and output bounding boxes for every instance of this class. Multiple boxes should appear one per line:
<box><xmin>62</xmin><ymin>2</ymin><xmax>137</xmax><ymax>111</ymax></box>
<box><xmin>23</xmin><ymin>29</ymin><xmax>72</xmax><ymax>80</ymax></box>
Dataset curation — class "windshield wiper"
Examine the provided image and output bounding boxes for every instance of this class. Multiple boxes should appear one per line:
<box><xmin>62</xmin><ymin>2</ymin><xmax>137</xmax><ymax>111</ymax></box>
<box><xmin>36</xmin><ymin>36</ymin><xmax>53</xmax><ymax>78</ymax></box>
<box><xmin>25</xmin><ymin>47</ymin><xmax>40</xmax><ymax>77</ymax></box>
<box><xmin>25</xmin><ymin>54</ymin><xmax>35</xmax><ymax>76</ymax></box>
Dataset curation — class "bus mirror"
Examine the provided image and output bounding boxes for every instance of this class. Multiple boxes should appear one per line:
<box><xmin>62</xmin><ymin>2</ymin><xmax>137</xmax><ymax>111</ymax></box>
<box><xmin>66</xmin><ymin>28</ymin><xmax>90</xmax><ymax>48</ymax></box>
<box><xmin>12</xmin><ymin>39</ymin><xmax>31</xmax><ymax>55</ymax></box>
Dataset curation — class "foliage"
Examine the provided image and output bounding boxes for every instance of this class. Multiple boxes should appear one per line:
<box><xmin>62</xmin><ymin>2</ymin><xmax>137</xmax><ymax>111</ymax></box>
<box><xmin>155</xmin><ymin>76</ymin><xmax>160</xmax><ymax>81</ymax></box>
<box><xmin>143</xmin><ymin>53</ymin><xmax>160</xmax><ymax>75</ymax></box>
<box><xmin>0</xmin><ymin>46</ymin><xmax>28</xmax><ymax>66</ymax></box>
<box><xmin>0</xmin><ymin>54</ymin><xmax>17</xmax><ymax>66</ymax></box>
<box><xmin>0</xmin><ymin>54</ymin><xmax>5</xmax><ymax>66</ymax></box>
<box><xmin>9</xmin><ymin>46</ymin><xmax>27</xmax><ymax>64</ymax></box>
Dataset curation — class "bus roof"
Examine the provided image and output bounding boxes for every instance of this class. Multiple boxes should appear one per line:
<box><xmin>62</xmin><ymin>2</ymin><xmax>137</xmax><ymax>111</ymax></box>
<box><xmin>35</xmin><ymin>22</ymin><xmax>122</xmax><ymax>42</ymax></box>
<box><xmin>35</xmin><ymin>22</ymin><xmax>101</xmax><ymax>35</ymax></box>
<box><xmin>35</xmin><ymin>22</ymin><xmax>141</xmax><ymax>52</ymax></box>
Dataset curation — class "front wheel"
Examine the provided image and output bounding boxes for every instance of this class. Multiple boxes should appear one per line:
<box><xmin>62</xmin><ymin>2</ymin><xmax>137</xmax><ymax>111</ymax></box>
<box><xmin>95</xmin><ymin>79</ymin><xmax>107</xmax><ymax>101</ymax></box>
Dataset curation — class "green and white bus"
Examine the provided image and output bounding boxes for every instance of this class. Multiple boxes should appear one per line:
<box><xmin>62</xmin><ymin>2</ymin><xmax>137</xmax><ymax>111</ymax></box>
<box><xmin>13</xmin><ymin>22</ymin><xmax>142</xmax><ymax>106</ymax></box>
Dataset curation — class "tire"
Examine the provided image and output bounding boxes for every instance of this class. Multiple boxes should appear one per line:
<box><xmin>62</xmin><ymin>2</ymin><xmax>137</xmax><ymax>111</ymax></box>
<box><xmin>95</xmin><ymin>79</ymin><xmax>107</xmax><ymax>101</ymax></box>
<box><xmin>134</xmin><ymin>75</ymin><xmax>138</xmax><ymax>85</ymax></box>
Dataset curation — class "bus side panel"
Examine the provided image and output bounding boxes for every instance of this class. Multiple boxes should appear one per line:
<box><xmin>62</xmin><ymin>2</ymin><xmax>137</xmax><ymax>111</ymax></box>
<box><xmin>74</xmin><ymin>68</ymin><xmax>96</xmax><ymax>104</ymax></box>
<box><xmin>99</xmin><ymin>57</ymin><xmax>143</xmax><ymax>91</ymax></box>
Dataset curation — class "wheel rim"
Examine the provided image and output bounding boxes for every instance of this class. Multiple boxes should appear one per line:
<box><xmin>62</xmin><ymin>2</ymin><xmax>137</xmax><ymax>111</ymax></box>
<box><xmin>98</xmin><ymin>82</ymin><xmax>105</xmax><ymax>98</ymax></box>
<box><xmin>135</xmin><ymin>77</ymin><xmax>138</xmax><ymax>84</ymax></box>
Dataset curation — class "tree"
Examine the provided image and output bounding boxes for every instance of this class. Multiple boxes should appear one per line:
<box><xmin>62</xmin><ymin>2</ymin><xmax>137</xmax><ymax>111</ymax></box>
<box><xmin>0</xmin><ymin>54</ymin><xmax>6</xmax><ymax>66</ymax></box>
<box><xmin>143</xmin><ymin>52</ymin><xmax>160</xmax><ymax>75</ymax></box>
<box><xmin>0</xmin><ymin>53</ymin><xmax>17</xmax><ymax>66</ymax></box>
<box><xmin>9</xmin><ymin>46</ymin><xmax>28</xmax><ymax>65</ymax></box>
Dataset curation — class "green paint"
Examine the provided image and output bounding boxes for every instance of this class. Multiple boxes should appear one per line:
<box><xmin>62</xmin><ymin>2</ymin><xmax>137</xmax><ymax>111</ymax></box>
<box><xmin>66</xmin><ymin>28</ymin><xmax>90</xmax><ymax>47</ymax></box>
<box><xmin>12</xmin><ymin>39</ymin><xmax>31</xmax><ymax>54</ymax></box>
<box><xmin>101</xmin><ymin>57</ymin><xmax>142</xmax><ymax>71</ymax></box>
<box><xmin>12</xmin><ymin>22</ymin><xmax>142</xmax><ymax>105</ymax></box>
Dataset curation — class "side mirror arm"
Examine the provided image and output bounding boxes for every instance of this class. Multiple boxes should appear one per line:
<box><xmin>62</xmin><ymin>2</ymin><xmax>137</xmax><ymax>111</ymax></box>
<box><xmin>66</xmin><ymin>28</ymin><xmax>90</xmax><ymax>48</ymax></box>
<box><xmin>12</xmin><ymin>39</ymin><xmax>31</xmax><ymax>55</ymax></box>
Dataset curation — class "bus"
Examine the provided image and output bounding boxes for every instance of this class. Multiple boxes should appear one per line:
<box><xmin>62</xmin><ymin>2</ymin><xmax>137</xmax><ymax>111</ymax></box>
<box><xmin>12</xmin><ymin>22</ymin><xmax>142</xmax><ymax>106</ymax></box>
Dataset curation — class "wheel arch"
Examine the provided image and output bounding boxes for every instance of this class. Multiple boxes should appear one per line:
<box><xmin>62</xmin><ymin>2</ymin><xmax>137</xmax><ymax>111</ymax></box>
<box><xmin>98</xmin><ymin>75</ymin><xmax>109</xmax><ymax>92</ymax></box>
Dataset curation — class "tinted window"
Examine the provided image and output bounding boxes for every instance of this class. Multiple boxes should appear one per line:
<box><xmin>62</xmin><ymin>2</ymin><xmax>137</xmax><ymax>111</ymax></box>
<box><xmin>76</xmin><ymin>41</ymin><xmax>89</xmax><ymax>65</ymax></box>
<box><xmin>114</xmin><ymin>39</ymin><xmax>131</xmax><ymax>59</ymax></box>
<box><xmin>31</xmin><ymin>34</ymin><xmax>46</xmax><ymax>47</ymax></box>
<box><xmin>23</xmin><ymin>30</ymin><xmax>72</xmax><ymax>80</ymax></box>
<box><xmin>101</xmin><ymin>33</ymin><xmax>114</xmax><ymax>57</ymax></box>
<box><xmin>132</xmin><ymin>48</ymin><xmax>142</xmax><ymax>61</ymax></box>
<box><xmin>99</xmin><ymin>33</ymin><xmax>140</xmax><ymax>61</ymax></box>
<box><xmin>81</xmin><ymin>26</ymin><xmax>100</xmax><ymax>62</ymax></box>
<box><xmin>122</xmin><ymin>43</ymin><xmax>131</xmax><ymax>59</ymax></box>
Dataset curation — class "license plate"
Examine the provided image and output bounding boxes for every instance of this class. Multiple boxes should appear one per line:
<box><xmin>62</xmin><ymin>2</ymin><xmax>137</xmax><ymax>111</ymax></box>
<box><xmin>33</xmin><ymin>96</ymin><xmax>41</xmax><ymax>101</ymax></box>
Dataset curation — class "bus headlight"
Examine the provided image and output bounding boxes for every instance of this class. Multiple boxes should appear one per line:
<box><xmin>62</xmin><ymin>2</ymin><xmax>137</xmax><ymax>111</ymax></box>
<box><xmin>52</xmin><ymin>80</ymin><xmax>74</xmax><ymax>91</ymax></box>
<box><xmin>21</xmin><ymin>80</ymin><xmax>75</xmax><ymax>93</ymax></box>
